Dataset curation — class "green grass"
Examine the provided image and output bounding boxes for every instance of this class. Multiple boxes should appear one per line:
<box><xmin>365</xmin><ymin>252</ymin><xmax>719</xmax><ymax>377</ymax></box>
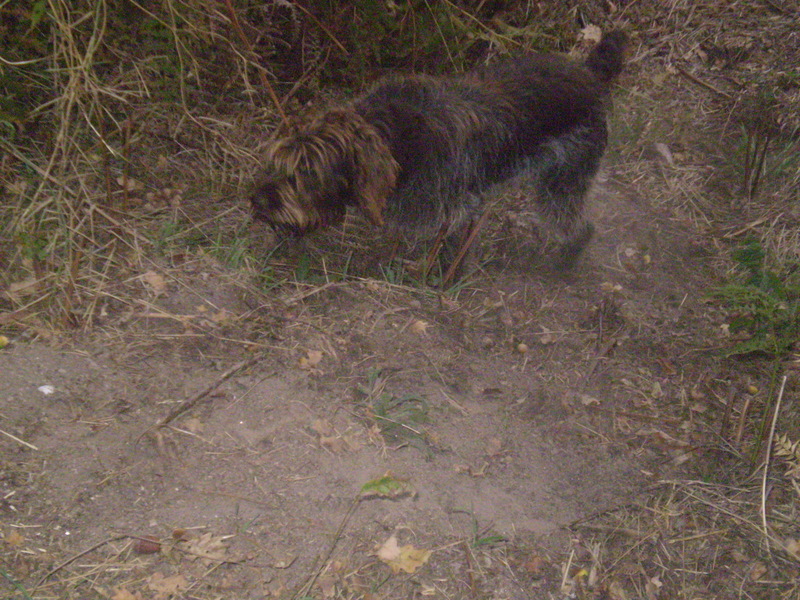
<box><xmin>712</xmin><ymin>237</ymin><xmax>800</xmax><ymax>357</ymax></box>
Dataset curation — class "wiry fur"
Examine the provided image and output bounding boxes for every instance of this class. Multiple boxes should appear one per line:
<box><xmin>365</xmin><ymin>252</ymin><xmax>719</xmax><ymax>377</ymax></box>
<box><xmin>251</xmin><ymin>30</ymin><xmax>627</xmax><ymax>266</ymax></box>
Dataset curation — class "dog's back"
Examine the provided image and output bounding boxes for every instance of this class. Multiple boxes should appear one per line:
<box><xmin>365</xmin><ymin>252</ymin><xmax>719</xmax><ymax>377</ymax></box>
<box><xmin>352</xmin><ymin>31</ymin><xmax>627</xmax><ymax>239</ymax></box>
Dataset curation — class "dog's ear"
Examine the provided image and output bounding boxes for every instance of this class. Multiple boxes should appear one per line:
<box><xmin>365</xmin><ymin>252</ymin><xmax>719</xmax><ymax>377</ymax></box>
<box><xmin>313</xmin><ymin>109</ymin><xmax>398</xmax><ymax>227</ymax></box>
<box><xmin>349</xmin><ymin>125</ymin><xmax>398</xmax><ymax>227</ymax></box>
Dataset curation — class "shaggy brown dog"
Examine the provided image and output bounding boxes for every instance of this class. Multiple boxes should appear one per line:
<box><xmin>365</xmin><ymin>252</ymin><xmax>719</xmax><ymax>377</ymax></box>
<box><xmin>251</xmin><ymin>30</ymin><xmax>627</xmax><ymax>277</ymax></box>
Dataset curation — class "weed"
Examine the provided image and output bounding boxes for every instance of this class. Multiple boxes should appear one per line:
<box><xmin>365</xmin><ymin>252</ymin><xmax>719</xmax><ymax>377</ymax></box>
<box><xmin>712</xmin><ymin>237</ymin><xmax>800</xmax><ymax>356</ymax></box>
<box><xmin>356</xmin><ymin>368</ymin><xmax>431</xmax><ymax>453</ymax></box>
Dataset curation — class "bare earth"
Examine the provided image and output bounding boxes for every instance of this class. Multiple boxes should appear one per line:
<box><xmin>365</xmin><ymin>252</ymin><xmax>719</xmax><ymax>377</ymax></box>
<box><xmin>1</xmin><ymin>171</ymin><xmax>730</xmax><ymax>599</ymax></box>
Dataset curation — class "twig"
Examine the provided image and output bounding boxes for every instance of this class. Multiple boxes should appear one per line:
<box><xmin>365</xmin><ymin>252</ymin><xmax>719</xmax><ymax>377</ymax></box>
<box><xmin>293</xmin><ymin>497</ymin><xmax>360</xmax><ymax>599</ymax></box>
<box><xmin>138</xmin><ymin>355</ymin><xmax>262</xmax><ymax>442</ymax></box>
<box><xmin>33</xmin><ymin>535</ymin><xmax>129</xmax><ymax>590</ymax></box>
<box><xmin>675</xmin><ymin>66</ymin><xmax>733</xmax><ymax>99</ymax></box>
<box><xmin>761</xmin><ymin>375</ymin><xmax>787</xmax><ymax>556</ymax></box>
<box><xmin>0</xmin><ymin>428</ymin><xmax>39</xmax><ymax>450</ymax></box>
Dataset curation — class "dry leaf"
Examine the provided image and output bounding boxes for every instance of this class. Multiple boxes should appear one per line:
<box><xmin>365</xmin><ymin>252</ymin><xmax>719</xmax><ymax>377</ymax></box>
<box><xmin>117</xmin><ymin>175</ymin><xmax>144</xmax><ymax>191</ymax></box>
<box><xmin>320</xmin><ymin>435</ymin><xmax>346</xmax><ymax>453</ymax></box>
<box><xmin>376</xmin><ymin>534</ymin><xmax>431</xmax><ymax>574</ymax></box>
<box><xmin>183</xmin><ymin>417</ymin><xmax>204</xmax><ymax>434</ymax></box>
<box><xmin>299</xmin><ymin>350</ymin><xmax>323</xmax><ymax>370</ymax></box>
<box><xmin>653</xmin><ymin>142</ymin><xmax>675</xmax><ymax>166</ymax></box>
<box><xmin>147</xmin><ymin>572</ymin><xmax>188</xmax><ymax>597</ymax></box>
<box><xmin>579</xmin><ymin>24</ymin><xmax>603</xmax><ymax>43</ymax></box>
<box><xmin>5</xmin><ymin>530</ymin><xmax>24</xmax><ymax>547</ymax></box>
<box><xmin>183</xmin><ymin>532</ymin><xmax>230</xmax><ymax>563</ymax></box>
<box><xmin>142</xmin><ymin>271</ymin><xmax>167</xmax><ymax>295</ymax></box>
<box><xmin>410</xmin><ymin>319</ymin><xmax>429</xmax><ymax>334</ymax></box>
<box><xmin>133</xmin><ymin>535</ymin><xmax>161</xmax><ymax>554</ymax></box>
<box><xmin>112</xmin><ymin>588</ymin><xmax>142</xmax><ymax>600</ymax></box>
<box><xmin>579</xmin><ymin>394</ymin><xmax>600</xmax><ymax>406</ymax></box>
<box><xmin>523</xmin><ymin>553</ymin><xmax>547</xmax><ymax>578</ymax></box>
<box><xmin>601</xmin><ymin>281</ymin><xmax>623</xmax><ymax>293</ymax></box>
<box><xmin>783</xmin><ymin>538</ymin><xmax>800</xmax><ymax>560</ymax></box>
<box><xmin>747</xmin><ymin>561</ymin><xmax>768</xmax><ymax>581</ymax></box>
<box><xmin>485</xmin><ymin>437</ymin><xmax>503</xmax><ymax>457</ymax></box>
<box><xmin>311</xmin><ymin>419</ymin><xmax>334</xmax><ymax>436</ymax></box>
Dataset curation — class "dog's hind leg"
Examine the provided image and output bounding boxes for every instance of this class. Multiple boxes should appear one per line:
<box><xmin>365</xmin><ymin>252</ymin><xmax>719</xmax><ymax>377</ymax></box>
<box><xmin>533</xmin><ymin>122</ymin><xmax>607</xmax><ymax>267</ymax></box>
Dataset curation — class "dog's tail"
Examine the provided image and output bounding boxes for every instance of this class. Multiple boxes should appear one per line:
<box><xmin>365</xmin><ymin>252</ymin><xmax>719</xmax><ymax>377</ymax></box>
<box><xmin>585</xmin><ymin>30</ymin><xmax>628</xmax><ymax>84</ymax></box>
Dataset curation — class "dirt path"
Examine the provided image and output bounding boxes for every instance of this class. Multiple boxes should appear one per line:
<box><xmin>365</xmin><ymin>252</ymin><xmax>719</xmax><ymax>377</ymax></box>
<box><xmin>1</xmin><ymin>170</ymin><xmax>731</xmax><ymax>599</ymax></box>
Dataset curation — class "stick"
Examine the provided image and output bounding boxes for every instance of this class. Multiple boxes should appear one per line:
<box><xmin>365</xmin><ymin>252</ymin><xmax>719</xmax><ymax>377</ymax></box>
<box><xmin>0</xmin><ymin>429</ymin><xmax>39</xmax><ymax>451</ymax></box>
<box><xmin>761</xmin><ymin>374</ymin><xmax>787</xmax><ymax>556</ymax></box>
<box><xmin>137</xmin><ymin>355</ymin><xmax>262</xmax><ymax>444</ymax></box>
<box><xmin>33</xmin><ymin>535</ymin><xmax>128</xmax><ymax>590</ymax></box>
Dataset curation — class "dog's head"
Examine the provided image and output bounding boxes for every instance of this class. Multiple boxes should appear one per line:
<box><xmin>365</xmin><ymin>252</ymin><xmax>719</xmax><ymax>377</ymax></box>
<box><xmin>251</xmin><ymin>109</ymin><xmax>399</xmax><ymax>235</ymax></box>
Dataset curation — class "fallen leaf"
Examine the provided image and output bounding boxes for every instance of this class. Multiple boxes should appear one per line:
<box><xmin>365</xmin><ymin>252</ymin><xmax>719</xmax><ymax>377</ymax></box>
<box><xmin>653</xmin><ymin>142</ymin><xmax>675</xmax><ymax>166</ymax></box>
<box><xmin>748</xmin><ymin>561</ymin><xmax>768</xmax><ymax>581</ymax></box>
<box><xmin>147</xmin><ymin>572</ymin><xmax>188</xmax><ymax>597</ymax></box>
<box><xmin>360</xmin><ymin>473</ymin><xmax>415</xmax><ymax>499</ymax></box>
<box><xmin>601</xmin><ymin>281</ymin><xmax>623</xmax><ymax>293</ymax></box>
<box><xmin>376</xmin><ymin>534</ymin><xmax>431</xmax><ymax>574</ymax></box>
<box><xmin>579</xmin><ymin>24</ymin><xmax>603</xmax><ymax>43</ymax></box>
<box><xmin>783</xmin><ymin>538</ymin><xmax>800</xmax><ymax>560</ymax></box>
<box><xmin>299</xmin><ymin>349</ymin><xmax>323</xmax><ymax>370</ymax></box>
<box><xmin>410</xmin><ymin>319</ymin><xmax>429</xmax><ymax>334</ymax></box>
<box><xmin>133</xmin><ymin>535</ymin><xmax>161</xmax><ymax>554</ymax></box>
<box><xmin>117</xmin><ymin>175</ymin><xmax>144</xmax><ymax>191</ymax></box>
<box><xmin>142</xmin><ymin>271</ymin><xmax>167</xmax><ymax>295</ymax></box>
<box><xmin>5</xmin><ymin>530</ymin><xmax>24</xmax><ymax>547</ymax></box>
<box><xmin>311</xmin><ymin>419</ymin><xmax>334</xmax><ymax>436</ymax></box>
<box><xmin>182</xmin><ymin>532</ymin><xmax>230</xmax><ymax>563</ymax></box>
<box><xmin>579</xmin><ymin>393</ymin><xmax>600</xmax><ymax>406</ymax></box>
<box><xmin>485</xmin><ymin>437</ymin><xmax>503</xmax><ymax>457</ymax></box>
<box><xmin>183</xmin><ymin>417</ymin><xmax>204</xmax><ymax>434</ymax></box>
<box><xmin>523</xmin><ymin>553</ymin><xmax>547</xmax><ymax>578</ymax></box>
<box><xmin>112</xmin><ymin>588</ymin><xmax>142</xmax><ymax>600</ymax></box>
<box><xmin>320</xmin><ymin>435</ymin><xmax>346</xmax><ymax>453</ymax></box>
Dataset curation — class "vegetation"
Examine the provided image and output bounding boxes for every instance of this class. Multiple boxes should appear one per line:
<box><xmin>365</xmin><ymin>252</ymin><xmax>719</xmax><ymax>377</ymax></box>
<box><xmin>714</xmin><ymin>237</ymin><xmax>800</xmax><ymax>357</ymax></box>
<box><xmin>1</xmin><ymin>2</ymin><xmax>800</xmax><ymax>600</ymax></box>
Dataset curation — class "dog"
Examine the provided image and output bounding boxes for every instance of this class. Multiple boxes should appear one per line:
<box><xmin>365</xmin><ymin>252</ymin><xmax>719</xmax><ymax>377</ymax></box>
<box><xmin>251</xmin><ymin>30</ymin><xmax>627</xmax><ymax>281</ymax></box>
